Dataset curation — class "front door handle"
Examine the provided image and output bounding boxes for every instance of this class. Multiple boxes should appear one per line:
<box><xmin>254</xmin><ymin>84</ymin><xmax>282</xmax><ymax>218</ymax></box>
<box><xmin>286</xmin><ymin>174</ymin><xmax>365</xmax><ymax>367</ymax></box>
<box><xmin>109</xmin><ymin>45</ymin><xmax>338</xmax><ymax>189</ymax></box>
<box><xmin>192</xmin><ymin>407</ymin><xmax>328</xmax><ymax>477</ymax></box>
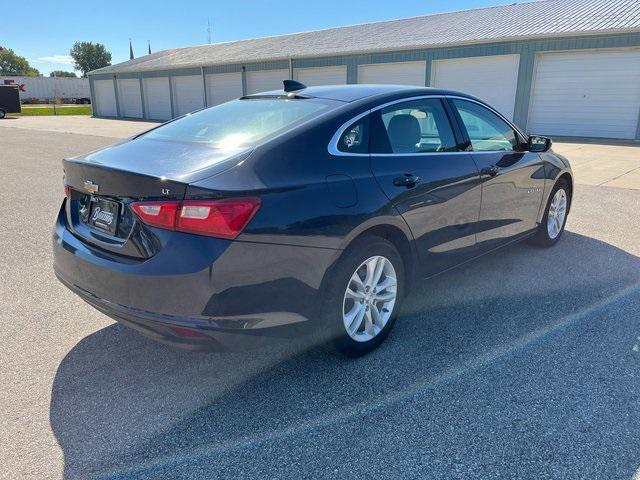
<box><xmin>481</xmin><ymin>165</ymin><xmax>500</xmax><ymax>177</ymax></box>
<box><xmin>393</xmin><ymin>174</ymin><xmax>421</xmax><ymax>188</ymax></box>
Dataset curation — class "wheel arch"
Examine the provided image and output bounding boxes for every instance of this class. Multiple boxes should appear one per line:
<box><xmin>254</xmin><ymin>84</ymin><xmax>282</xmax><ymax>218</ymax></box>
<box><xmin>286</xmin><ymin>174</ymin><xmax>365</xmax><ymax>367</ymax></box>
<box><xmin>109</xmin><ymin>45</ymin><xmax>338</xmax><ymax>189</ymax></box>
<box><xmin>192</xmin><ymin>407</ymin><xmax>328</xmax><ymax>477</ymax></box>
<box><xmin>557</xmin><ymin>171</ymin><xmax>573</xmax><ymax>212</ymax></box>
<box><xmin>537</xmin><ymin>168</ymin><xmax>574</xmax><ymax>223</ymax></box>
<box><xmin>322</xmin><ymin>218</ymin><xmax>418</xmax><ymax>299</ymax></box>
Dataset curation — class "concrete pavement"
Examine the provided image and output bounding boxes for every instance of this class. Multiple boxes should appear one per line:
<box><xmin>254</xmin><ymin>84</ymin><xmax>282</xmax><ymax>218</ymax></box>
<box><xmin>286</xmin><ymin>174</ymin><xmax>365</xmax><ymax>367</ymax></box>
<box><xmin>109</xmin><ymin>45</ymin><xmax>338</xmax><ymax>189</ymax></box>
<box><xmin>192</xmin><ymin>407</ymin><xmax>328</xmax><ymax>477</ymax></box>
<box><xmin>553</xmin><ymin>140</ymin><xmax>640</xmax><ymax>190</ymax></box>
<box><xmin>1</xmin><ymin>118</ymin><xmax>639</xmax><ymax>479</ymax></box>
<box><xmin>0</xmin><ymin>115</ymin><xmax>158</xmax><ymax>139</ymax></box>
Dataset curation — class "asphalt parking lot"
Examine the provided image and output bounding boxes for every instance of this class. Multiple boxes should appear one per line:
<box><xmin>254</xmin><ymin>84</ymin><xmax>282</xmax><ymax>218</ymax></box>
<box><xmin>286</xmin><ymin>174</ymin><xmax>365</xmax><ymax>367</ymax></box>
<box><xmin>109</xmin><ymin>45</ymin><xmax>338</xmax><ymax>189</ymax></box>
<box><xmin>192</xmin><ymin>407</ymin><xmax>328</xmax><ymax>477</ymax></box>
<box><xmin>1</xmin><ymin>117</ymin><xmax>640</xmax><ymax>479</ymax></box>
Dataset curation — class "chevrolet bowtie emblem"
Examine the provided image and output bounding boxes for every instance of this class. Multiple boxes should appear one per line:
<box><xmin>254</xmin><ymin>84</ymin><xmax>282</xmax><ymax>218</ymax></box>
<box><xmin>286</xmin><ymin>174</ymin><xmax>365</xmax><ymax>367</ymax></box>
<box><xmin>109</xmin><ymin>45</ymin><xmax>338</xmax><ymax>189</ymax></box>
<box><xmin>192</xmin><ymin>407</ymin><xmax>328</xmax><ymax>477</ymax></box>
<box><xmin>83</xmin><ymin>180</ymin><xmax>99</xmax><ymax>194</ymax></box>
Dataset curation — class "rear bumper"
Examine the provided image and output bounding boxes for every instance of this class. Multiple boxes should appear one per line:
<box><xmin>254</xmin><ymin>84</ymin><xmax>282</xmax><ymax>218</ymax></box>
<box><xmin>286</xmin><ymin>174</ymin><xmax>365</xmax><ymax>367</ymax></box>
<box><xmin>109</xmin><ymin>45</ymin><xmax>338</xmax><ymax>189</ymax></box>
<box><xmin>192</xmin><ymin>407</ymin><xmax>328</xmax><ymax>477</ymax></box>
<box><xmin>55</xmin><ymin>273</ymin><xmax>313</xmax><ymax>351</ymax></box>
<box><xmin>53</xmin><ymin>202</ymin><xmax>339</xmax><ymax>349</ymax></box>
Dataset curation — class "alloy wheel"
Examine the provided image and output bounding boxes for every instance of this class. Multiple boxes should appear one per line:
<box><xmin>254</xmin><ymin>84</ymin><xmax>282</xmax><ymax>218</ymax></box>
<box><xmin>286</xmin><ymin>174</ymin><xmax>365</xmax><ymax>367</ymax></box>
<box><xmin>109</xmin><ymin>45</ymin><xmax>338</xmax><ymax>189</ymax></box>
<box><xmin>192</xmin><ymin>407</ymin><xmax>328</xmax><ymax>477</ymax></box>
<box><xmin>547</xmin><ymin>188</ymin><xmax>567</xmax><ymax>239</ymax></box>
<box><xmin>342</xmin><ymin>255</ymin><xmax>398</xmax><ymax>342</ymax></box>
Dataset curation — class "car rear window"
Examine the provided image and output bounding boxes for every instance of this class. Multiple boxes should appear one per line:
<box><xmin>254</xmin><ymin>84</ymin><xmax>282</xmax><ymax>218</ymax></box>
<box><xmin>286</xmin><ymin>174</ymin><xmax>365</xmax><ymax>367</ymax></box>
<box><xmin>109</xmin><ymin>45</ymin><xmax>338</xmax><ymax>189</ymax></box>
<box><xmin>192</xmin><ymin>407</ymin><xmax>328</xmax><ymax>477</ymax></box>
<box><xmin>143</xmin><ymin>98</ymin><xmax>337</xmax><ymax>148</ymax></box>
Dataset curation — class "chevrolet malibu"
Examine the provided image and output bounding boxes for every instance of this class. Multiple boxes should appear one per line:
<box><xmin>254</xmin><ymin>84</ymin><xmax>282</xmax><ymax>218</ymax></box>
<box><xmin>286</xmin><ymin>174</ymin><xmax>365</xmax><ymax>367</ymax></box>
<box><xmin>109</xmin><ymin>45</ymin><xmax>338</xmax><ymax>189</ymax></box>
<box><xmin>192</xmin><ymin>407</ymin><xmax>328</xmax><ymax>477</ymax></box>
<box><xmin>53</xmin><ymin>82</ymin><xmax>572</xmax><ymax>356</ymax></box>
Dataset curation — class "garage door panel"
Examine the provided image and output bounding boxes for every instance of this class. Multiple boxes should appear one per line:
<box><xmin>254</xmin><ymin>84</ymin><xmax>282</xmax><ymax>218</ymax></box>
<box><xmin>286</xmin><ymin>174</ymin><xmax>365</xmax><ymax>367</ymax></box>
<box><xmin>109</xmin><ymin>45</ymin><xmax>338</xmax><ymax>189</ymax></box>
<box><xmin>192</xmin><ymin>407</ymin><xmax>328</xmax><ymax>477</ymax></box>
<box><xmin>431</xmin><ymin>54</ymin><xmax>520</xmax><ymax>120</ymax></box>
<box><xmin>294</xmin><ymin>66</ymin><xmax>346</xmax><ymax>86</ymax></box>
<box><xmin>358</xmin><ymin>62</ymin><xmax>426</xmax><ymax>87</ymax></box>
<box><xmin>118</xmin><ymin>79</ymin><xmax>143</xmax><ymax>118</ymax></box>
<box><xmin>529</xmin><ymin>49</ymin><xmax>640</xmax><ymax>139</ymax></box>
<box><xmin>94</xmin><ymin>79</ymin><xmax>117</xmax><ymax>117</ymax></box>
<box><xmin>143</xmin><ymin>77</ymin><xmax>172</xmax><ymax>120</ymax></box>
<box><xmin>246</xmin><ymin>70</ymin><xmax>289</xmax><ymax>94</ymax></box>
<box><xmin>206</xmin><ymin>72</ymin><xmax>243</xmax><ymax>106</ymax></box>
<box><xmin>172</xmin><ymin>75</ymin><xmax>205</xmax><ymax>117</ymax></box>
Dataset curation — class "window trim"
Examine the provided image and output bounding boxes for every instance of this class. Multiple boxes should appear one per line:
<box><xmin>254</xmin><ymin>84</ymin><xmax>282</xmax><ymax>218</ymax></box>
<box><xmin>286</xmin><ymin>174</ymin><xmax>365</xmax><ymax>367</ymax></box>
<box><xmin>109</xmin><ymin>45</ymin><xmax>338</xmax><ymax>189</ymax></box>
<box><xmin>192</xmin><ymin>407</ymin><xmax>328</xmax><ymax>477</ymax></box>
<box><xmin>336</xmin><ymin>115</ymin><xmax>370</xmax><ymax>154</ymax></box>
<box><xmin>328</xmin><ymin>109</ymin><xmax>371</xmax><ymax>157</ymax></box>
<box><xmin>327</xmin><ymin>94</ymin><xmax>528</xmax><ymax>157</ymax></box>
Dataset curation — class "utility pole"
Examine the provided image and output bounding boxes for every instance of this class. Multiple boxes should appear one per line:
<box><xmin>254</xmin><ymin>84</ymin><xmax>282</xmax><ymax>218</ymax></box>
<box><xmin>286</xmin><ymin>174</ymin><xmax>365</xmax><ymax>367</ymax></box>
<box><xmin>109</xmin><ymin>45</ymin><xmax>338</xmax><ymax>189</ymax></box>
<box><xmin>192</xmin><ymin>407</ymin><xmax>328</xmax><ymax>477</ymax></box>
<box><xmin>207</xmin><ymin>18</ymin><xmax>212</xmax><ymax>44</ymax></box>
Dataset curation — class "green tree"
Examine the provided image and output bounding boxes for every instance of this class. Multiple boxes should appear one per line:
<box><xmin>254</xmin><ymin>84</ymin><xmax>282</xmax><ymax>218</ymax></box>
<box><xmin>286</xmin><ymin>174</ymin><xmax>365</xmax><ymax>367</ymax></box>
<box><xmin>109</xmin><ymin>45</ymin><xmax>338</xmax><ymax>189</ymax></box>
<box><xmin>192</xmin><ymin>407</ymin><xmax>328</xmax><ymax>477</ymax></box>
<box><xmin>50</xmin><ymin>70</ymin><xmax>77</xmax><ymax>77</ymax></box>
<box><xmin>69</xmin><ymin>42</ymin><xmax>111</xmax><ymax>77</ymax></box>
<box><xmin>0</xmin><ymin>48</ymin><xmax>41</xmax><ymax>76</ymax></box>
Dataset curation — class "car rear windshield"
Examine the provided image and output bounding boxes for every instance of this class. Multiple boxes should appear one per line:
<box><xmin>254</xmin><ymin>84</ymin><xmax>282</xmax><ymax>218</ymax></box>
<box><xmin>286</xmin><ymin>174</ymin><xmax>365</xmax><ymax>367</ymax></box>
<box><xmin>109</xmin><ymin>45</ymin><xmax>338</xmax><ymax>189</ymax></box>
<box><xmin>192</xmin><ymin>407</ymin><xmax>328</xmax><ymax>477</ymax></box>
<box><xmin>142</xmin><ymin>97</ymin><xmax>338</xmax><ymax>148</ymax></box>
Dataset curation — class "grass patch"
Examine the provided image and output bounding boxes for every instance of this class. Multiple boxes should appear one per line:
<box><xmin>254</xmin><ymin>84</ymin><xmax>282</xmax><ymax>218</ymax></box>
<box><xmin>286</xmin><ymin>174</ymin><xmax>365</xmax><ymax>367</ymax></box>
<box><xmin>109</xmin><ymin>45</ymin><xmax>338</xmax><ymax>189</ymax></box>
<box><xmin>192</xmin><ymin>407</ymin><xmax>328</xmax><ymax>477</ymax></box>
<box><xmin>18</xmin><ymin>106</ymin><xmax>92</xmax><ymax>116</ymax></box>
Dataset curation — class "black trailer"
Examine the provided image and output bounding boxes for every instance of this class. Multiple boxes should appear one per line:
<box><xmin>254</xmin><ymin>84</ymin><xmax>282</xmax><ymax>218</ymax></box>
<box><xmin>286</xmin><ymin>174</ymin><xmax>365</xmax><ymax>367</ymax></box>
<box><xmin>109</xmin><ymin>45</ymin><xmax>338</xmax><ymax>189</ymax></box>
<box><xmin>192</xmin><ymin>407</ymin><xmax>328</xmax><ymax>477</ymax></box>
<box><xmin>0</xmin><ymin>85</ymin><xmax>21</xmax><ymax>118</ymax></box>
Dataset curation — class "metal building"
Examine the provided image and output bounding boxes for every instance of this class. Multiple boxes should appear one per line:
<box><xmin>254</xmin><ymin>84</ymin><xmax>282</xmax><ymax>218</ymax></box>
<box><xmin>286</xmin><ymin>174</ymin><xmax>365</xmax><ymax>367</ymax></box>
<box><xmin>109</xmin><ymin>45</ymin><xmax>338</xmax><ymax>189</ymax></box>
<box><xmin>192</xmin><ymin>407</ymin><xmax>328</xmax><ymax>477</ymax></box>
<box><xmin>89</xmin><ymin>0</ymin><xmax>640</xmax><ymax>140</ymax></box>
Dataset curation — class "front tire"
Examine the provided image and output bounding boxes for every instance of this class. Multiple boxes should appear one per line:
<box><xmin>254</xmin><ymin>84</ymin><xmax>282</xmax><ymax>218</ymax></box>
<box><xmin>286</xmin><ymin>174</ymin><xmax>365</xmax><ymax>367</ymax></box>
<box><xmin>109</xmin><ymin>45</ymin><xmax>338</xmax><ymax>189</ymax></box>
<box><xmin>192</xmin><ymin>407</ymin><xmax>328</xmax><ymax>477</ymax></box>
<box><xmin>323</xmin><ymin>236</ymin><xmax>405</xmax><ymax>356</ymax></box>
<box><xmin>0</xmin><ymin>109</ymin><xmax>6</xmax><ymax>119</ymax></box>
<box><xmin>530</xmin><ymin>178</ymin><xmax>570</xmax><ymax>247</ymax></box>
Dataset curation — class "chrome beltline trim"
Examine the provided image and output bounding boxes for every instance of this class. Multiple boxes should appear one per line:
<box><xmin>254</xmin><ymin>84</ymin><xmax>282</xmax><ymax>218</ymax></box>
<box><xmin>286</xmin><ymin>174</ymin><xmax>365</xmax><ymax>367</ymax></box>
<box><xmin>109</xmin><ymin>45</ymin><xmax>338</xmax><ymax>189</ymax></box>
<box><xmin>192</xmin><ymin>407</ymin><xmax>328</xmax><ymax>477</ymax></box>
<box><xmin>327</xmin><ymin>93</ymin><xmax>528</xmax><ymax>157</ymax></box>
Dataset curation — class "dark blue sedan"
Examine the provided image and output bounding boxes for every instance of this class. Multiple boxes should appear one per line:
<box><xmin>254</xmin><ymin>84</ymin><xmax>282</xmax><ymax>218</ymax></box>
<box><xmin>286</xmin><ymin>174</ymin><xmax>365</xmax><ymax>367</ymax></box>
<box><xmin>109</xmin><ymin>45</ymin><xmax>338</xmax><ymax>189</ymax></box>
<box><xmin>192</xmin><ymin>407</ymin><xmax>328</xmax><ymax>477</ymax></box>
<box><xmin>53</xmin><ymin>82</ymin><xmax>572</xmax><ymax>356</ymax></box>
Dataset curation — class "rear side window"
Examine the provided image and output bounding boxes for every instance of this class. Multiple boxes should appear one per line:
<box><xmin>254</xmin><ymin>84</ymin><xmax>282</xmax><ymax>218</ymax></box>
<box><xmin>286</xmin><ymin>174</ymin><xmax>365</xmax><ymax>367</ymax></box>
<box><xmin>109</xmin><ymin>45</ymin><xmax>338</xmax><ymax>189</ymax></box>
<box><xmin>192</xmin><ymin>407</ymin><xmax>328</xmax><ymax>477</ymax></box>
<box><xmin>143</xmin><ymin>98</ymin><xmax>336</xmax><ymax>148</ymax></box>
<box><xmin>372</xmin><ymin>98</ymin><xmax>457</xmax><ymax>154</ymax></box>
<box><xmin>338</xmin><ymin>117</ymin><xmax>369</xmax><ymax>154</ymax></box>
<box><xmin>451</xmin><ymin>99</ymin><xmax>518</xmax><ymax>152</ymax></box>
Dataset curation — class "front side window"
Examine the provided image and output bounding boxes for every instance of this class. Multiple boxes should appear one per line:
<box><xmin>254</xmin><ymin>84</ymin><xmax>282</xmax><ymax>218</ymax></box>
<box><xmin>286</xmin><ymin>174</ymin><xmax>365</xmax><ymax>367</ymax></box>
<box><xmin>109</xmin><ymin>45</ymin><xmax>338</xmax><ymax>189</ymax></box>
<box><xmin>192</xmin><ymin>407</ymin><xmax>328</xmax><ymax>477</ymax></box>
<box><xmin>143</xmin><ymin>98</ymin><xmax>337</xmax><ymax>148</ymax></box>
<box><xmin>451</xmin><ymin>99</ymin><xmax>519</xmax><ymax>152</ymax></box>
<box><xmin>373</xmin><ymin>99</ymin><xmax>457</xmax><ymax>154</ymax></box>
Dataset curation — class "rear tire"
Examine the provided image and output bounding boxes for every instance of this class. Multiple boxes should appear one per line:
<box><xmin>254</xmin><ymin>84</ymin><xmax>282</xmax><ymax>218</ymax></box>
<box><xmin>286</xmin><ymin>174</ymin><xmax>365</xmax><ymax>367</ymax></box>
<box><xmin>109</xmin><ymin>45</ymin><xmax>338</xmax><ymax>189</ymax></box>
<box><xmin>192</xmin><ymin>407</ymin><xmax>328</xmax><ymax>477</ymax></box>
<box><xmin>322</xmin><ymin>236</ymin><xmax>405</xmax><ymax>357</ymax></box>
<box><xmin>0</xmin><ymin>109</ymin><xmax>6</xmax><ymax>119</ymax></box>
<box><xmin>529</xmin><ymin>178</ymin><xmax>570</xmax><ymax>247</ymax></box>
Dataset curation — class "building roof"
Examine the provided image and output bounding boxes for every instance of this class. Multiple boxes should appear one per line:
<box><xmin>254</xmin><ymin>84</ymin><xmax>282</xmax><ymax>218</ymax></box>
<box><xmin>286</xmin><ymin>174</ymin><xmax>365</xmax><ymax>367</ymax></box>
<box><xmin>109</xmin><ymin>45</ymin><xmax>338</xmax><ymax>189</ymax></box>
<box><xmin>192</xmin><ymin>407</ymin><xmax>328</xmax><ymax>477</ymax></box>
<box><xmin>91</xmin><ymin>0</ymin><xmax>640</xmax><ymax>75</ymax></box>
<box><xmin>247</xmin><ymin>84</ymin><xmax>476</xmax><ymax>103</ymax></box>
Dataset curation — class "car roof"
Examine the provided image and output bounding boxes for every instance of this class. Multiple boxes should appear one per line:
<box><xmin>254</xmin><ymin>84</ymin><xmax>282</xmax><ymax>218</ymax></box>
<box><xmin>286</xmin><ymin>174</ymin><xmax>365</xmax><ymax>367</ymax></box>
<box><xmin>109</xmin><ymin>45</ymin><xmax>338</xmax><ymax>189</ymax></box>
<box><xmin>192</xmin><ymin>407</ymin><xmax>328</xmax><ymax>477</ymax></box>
<box><xmin>245</xmin><ymin>84</ymin><xmax>477</xmax><ymax>103</ymax></box>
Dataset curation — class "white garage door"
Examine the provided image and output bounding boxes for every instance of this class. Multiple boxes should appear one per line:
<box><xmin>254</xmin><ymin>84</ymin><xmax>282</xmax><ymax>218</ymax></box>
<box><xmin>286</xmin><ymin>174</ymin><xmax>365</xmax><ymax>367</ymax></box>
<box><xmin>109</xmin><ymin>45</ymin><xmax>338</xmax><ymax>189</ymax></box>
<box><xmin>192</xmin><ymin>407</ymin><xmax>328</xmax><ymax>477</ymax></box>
<box><xmin>529</xmin><ymin>49</ymin><xmax>640</xmax><ymax>139</ymax></box>
<box><xmin>431</xmin><ymin>54</ymin><xmax>520</xmax><ymax>120</ymax></box>
<box><xmin>294</xmin><ymin>66</ymin><xmax>347</xmax><ymax>86</ymax></box>
<box><xmin>94</xmin><ymin>79</ymin><xmax>117</xmax><ymax>117</ymax></box>
<box><xmin>246</xmin><ymin>69</ymin><xmax>289</xmax><ymax>94</ymax></box>
<box><xmin>143</xmin><ymin>77</ymin><xmax>172</xmax><ymax>120</ymax></box>
<box><xmin>206</xmin><ymin>72</ymin><xmax>243</xmax><ymax>106</ymax></box>
<box><xmin>172</xmin><ymin>75</ymin><xmax>204</xmax><ymax>117</ymax></box>
<box><xmin>118</xmin><ymin>78</ymin><xmax>143</xmax><ymax>118</ymax></box>
<box><xmin>358</xmin><ymin>61</ymin><xmax>426</xmax><ymax>86</ymax></box>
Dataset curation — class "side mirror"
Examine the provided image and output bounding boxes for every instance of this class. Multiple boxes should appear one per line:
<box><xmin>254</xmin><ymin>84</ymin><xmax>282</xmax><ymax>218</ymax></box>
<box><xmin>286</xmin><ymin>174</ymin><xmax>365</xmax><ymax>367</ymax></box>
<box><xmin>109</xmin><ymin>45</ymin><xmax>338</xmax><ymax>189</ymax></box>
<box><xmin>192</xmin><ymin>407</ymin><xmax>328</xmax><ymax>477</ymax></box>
<box><xmin>528</xmin><ymin>135</ymin><xmax>552</xmax><ymax>153</ymax></box>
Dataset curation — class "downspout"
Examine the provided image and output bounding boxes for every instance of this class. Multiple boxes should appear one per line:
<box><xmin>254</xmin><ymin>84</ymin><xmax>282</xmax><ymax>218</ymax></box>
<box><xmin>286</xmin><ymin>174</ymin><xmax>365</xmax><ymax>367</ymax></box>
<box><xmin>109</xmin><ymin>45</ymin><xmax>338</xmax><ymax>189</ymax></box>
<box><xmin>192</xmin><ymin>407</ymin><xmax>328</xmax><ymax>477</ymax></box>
<box><xmin>241</xmin><ymin>66</ymin><xmax>247</xmax><ymax>96</ymax></box>
<box><xmin>201</xmin><ymin>66</ymin><xmax>208</xmax><ymax>108</ymax></box>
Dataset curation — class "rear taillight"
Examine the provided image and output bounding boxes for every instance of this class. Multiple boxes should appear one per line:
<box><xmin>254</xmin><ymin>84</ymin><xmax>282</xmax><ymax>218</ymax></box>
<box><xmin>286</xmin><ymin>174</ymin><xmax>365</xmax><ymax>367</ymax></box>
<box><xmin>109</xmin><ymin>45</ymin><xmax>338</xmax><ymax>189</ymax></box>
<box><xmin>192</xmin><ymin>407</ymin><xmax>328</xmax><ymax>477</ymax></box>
<box><xmin>177</xmin><ymin>199</ymin><xmax>261</xmax><ymax>238</ymax></box>
<box><xmin>131</xmin><ymin>198</ymin><xmax>261</xmax><ymax>240</ymax></box>
<box><xmin>131</xmin><ymin>202</ymin><xmax>180</xmax><ymax>230</ymax></box>
<box><xmin>64</xmin><ymin>184</ymin><xmax>72</xmax><ymax>198</ymax></box>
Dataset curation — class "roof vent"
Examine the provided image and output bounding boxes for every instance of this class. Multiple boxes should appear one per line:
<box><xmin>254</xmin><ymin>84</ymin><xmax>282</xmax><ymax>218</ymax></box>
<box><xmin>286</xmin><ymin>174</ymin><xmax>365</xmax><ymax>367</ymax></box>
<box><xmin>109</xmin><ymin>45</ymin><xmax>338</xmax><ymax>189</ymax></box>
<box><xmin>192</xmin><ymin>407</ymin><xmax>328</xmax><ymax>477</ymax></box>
<box><xmin>283</xmin><ymin>80</ymin><xmax>307</xmax><ymax>92</ymax></box>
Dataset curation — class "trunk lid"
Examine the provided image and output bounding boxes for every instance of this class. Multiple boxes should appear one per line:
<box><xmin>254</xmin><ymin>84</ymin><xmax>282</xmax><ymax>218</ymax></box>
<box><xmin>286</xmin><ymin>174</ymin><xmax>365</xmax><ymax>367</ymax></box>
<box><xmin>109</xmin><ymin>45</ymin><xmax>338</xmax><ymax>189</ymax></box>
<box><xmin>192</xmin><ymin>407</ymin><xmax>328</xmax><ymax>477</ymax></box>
<box><xmin>63</xmin><ymin>159</ymin><xmax>189</xmax><ymax>200</ymax></box>
<box><xmin>62</xmin><ymin>137</ymin><xmax>252</xmax><ymax>259</ymax></box>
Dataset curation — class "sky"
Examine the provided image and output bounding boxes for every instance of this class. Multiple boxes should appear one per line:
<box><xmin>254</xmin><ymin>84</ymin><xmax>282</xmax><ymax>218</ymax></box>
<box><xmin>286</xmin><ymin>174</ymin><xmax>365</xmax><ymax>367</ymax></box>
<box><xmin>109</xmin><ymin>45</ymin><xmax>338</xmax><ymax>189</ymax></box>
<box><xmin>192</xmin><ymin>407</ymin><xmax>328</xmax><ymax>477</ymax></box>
<box><xmin>4</xmin><ymin>0</ymin><xmax>517</xmax><ymax>76</ymax></box>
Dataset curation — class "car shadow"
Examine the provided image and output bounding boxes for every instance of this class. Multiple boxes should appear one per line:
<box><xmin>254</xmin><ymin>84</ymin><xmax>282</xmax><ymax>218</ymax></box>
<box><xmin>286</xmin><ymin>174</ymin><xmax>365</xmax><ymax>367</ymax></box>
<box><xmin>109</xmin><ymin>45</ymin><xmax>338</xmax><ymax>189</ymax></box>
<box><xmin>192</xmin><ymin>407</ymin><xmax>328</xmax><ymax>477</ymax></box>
<box><xmin>50</xmin><ymin>232</ymin><xmax>640</xmax><ymax>479</ymax></box>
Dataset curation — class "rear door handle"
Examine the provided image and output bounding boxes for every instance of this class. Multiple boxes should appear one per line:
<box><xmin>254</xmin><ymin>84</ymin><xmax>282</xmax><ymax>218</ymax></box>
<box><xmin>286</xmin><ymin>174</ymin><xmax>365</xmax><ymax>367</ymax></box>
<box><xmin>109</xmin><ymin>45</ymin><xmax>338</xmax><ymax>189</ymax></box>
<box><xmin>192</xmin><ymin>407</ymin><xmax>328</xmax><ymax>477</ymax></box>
<box><xmin>481</xmin><ymin>165</ymin><xmax>500</xmax><ymax>177</ymax></box>
<box><xmin>393</xmin><ymin>174</ymin><xmax>421</xmax><ymax>188</ymax></box>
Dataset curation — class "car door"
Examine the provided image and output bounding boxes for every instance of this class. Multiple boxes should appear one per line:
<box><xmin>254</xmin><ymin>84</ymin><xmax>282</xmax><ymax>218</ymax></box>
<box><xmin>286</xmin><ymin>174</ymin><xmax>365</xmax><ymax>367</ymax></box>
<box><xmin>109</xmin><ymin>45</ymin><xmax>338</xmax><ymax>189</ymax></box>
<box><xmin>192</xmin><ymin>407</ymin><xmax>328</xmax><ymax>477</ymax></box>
<box><xmin>369</xmin><ymin>97</ymin><xmax>482</xmax><ymax>276</ymax></box>
<box><xmin>448</xmin><ymin>98</ymin><xmax>545</xmax><ymax>251</ymax></box>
